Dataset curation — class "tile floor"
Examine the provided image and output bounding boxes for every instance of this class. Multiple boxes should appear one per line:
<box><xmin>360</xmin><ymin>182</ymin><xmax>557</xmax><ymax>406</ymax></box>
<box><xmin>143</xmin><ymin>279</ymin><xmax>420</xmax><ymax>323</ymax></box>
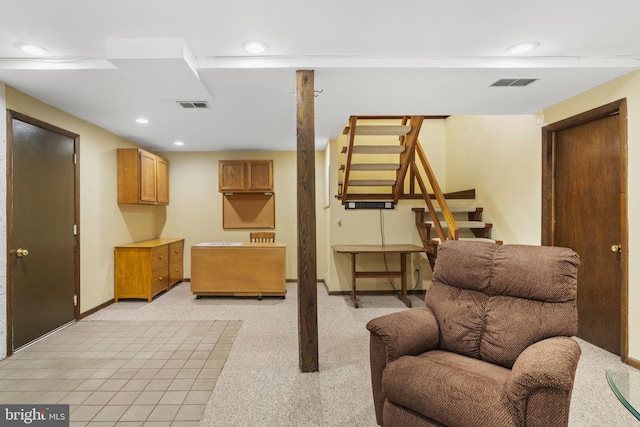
<box><xmin>0</xmin><ymin>320</ymin><xmax>240</xmax><ymax>426</ymax></box>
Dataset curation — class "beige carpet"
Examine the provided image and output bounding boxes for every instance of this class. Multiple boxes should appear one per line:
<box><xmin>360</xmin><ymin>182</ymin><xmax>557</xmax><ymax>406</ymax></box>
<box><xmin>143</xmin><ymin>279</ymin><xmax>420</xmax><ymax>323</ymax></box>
<box><xmin>86</xmin><ymin>282</ymin><xmax>640</xmax><ymax>426</ymax></box>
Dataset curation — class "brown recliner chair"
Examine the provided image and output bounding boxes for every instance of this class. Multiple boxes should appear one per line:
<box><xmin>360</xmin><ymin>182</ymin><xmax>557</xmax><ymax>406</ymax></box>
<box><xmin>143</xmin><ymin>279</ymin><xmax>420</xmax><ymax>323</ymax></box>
<box><xmin>366</xmin><ymin>240</ymin><xmax>581</xmax><ymax>427</ymax></box>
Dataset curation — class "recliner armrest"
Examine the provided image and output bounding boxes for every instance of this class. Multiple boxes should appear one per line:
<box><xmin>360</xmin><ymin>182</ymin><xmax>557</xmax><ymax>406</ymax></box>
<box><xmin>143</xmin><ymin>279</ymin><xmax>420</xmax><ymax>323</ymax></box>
<box><xmin>367</xmin><ymin>307</ymin><xmax>440</xmax><ymax>425</ymax></box>
<box><xmin>507</xmin><ymin>336</ymin><xmax>581</xmax><ymax>396</ymax></box>
<box><xmin>366</xmin><ymin>307</ymin><xmax>440</xmax><ymax>362</ymax></box>
<box><xmin>506</xmin><ymin>336</ymin><xmax>581</xmax><ymax>402</ymax></box>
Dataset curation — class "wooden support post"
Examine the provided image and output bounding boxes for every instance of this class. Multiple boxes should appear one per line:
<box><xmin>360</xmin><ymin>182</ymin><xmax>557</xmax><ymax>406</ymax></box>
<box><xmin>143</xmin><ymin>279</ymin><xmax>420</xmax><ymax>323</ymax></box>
<box><xmin>296</xmin><ymin>70</ymin><xmax>319</xmax><ymax>372</ymax></box>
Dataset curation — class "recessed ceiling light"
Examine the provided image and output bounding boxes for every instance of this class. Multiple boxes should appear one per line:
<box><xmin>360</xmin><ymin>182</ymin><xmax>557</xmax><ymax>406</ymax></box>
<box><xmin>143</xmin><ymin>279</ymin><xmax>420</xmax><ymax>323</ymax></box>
<box><xmin>15</xmin><ymin>43</ymin><xmax>49</xmax><ymax>56</ymax></box>
<box><xmin>242</xmin><ymin>41</ymin><xmax>268</xmax><ymax>54</ymax></box>
<box><xmin>507</xmin><ymin>41</ymin><xmax>539</xmax><ymax>55</ymax></box>
<box><xmin>136</xmin><ymin>118</ymin><xmax>149</xmax><ymax>124</ymax></box>
<box><xmin>174</xmin><ymin>141</ymin><xmax>184</xmax><ymax>146</ymax></box>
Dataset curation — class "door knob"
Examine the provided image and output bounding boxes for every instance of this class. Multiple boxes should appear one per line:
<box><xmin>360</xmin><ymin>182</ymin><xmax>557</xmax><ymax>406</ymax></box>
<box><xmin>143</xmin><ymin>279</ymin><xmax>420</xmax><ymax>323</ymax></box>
<box><xmin>611</xmin><ymin>244</ymin><xmax>622</xmax><ymax>253</ymax></box>
<box><xmin>16</xmin><ymin>248</ymin><xmax>29</xmax><ymax>257</ymax></box>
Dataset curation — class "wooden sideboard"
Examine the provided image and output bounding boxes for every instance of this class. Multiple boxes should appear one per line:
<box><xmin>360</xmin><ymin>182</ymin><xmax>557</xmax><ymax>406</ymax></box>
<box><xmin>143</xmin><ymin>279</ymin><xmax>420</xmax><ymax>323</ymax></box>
<box><xmin>191</xmin><ymin>242</ymin><xmax>286</xmax><ymax>298</ymax></box>
<box><xmin>115</xmin><ymin>238</ymin><xmax>184</xmax><ymax>302</ymax></box>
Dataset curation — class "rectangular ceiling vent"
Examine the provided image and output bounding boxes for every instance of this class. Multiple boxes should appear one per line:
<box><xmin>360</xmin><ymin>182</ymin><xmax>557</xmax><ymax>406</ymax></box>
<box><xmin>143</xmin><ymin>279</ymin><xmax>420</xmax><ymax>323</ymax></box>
<box><xmin>177</xmin><ymin>101</ymin><xmax>210</xmax><ymax>109</ymax></box>
<box><xmin>490</xmin><ymin>78</ymin><xmax>538</xmax><ymax>87</ymax></box>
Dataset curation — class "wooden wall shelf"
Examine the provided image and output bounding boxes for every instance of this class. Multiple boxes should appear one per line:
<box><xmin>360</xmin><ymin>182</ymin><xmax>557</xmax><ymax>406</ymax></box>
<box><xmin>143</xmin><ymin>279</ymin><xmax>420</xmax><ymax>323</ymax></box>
<box><xmin>222</xmin><ymin>193</ymin><xmax>275</xmax><ymax>229</ymax></box>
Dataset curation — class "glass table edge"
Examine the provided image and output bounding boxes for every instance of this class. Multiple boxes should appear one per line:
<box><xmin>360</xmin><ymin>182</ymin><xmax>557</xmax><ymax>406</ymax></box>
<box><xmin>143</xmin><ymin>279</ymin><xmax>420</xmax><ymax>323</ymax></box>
<box><xmin>606</xmin><ymin>370</ymin><xmax>640</xmax><ymax>421</ymax></box>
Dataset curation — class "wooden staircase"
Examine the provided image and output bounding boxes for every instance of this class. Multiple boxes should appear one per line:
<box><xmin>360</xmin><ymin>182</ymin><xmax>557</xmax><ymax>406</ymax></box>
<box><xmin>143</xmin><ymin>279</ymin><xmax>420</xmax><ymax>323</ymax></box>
<box><xmin>413</xmin><ymin>197</ymin><xmax>501</xmax><ymax>269</ymax></box>
<box><xmin>338</xmin><ymin>115</ymin><xmax>500</xmax><ymax>267</ymax></box>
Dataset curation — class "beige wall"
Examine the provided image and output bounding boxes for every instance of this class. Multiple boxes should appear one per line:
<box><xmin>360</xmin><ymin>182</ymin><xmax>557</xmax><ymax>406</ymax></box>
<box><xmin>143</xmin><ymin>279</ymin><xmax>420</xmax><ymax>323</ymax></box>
<box><xmin>325</xmin><ymin>116</ymin><xmax>543</xmax><ymax>294</ymax></box>
<box><xmin>541</xmin><ymin>70</ymin><xmax>640</xmax><ymax>361</ymax></box>
<box><xmin>326</xmin><ymin>120</ymin><xmax>447</xmax><ymax>293</ymax></box>
<box><xmin>445</xmin><ymin>115</ymin><xmax>542</xmax><ymax>244</ymax></box>
<box><xmin>4</xmin><ymin>69</ymin><xmax>639</xmax><ymax>362</ymax></box>
<box><xmin>160</xmin><ymin>151</ymin><xmax>327</xmax><ymax>280</ymax></box>
<box><xmin>0</xmin><ymin>84</ymin><xmax>6</xmax><ymax>357</ymax></box>
<box><xmin>3</xmin><ymin>86</ymin><xmax>327</xmax><ymax>324</ymax></box>
<box><xmin>435</xmin><ymin>71</ymin><xmax>640</xmax><ymax>361</ymax></box>
<box><xmin>5</xmin><ymin>87</ymin><xmax>156</xmax><ymax>315</ymax></box>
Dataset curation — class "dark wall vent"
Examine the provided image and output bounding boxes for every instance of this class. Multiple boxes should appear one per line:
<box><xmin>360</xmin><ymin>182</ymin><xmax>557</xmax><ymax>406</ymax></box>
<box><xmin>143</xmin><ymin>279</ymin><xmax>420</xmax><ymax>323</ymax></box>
<box><xmin>177</xmin><ymin>101</ymin><xmax>210</xmax><ymax>109</ymax></box>
<box><xmin>490</xmin><ymin>78</ymin><xmax>538</xmax><ymax>87</ymax></box>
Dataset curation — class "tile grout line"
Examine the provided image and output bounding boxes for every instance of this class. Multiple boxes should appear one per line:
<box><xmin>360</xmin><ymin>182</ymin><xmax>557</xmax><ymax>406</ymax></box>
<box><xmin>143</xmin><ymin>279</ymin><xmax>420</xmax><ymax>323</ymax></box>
<box><xmin>0</xmin><ymin>320</ymin><xmax>238</xmax><ymax>426</ymax></box>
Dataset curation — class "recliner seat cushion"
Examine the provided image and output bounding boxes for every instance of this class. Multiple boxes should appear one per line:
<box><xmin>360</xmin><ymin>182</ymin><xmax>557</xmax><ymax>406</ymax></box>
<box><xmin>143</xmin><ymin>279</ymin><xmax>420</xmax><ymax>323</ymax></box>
<box><xmin>383</xmin><ymin>350</ymin><xmax>516</xmax><ymax>427</ymax></box>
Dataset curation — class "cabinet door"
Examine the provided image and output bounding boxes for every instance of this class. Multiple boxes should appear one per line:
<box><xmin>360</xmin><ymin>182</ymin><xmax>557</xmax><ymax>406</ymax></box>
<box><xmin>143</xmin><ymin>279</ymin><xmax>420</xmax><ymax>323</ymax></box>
<box><xmin>151</xmin><ymin>245</ymin><xmax>169</xmax><ymax>296</ymax></box>
<box><xmin>156</xmin><ymin>157</ymin><xmax>169</xmax><ymax>204</ymax></box>
<box><xmin>247</xmin><ymin>161</ymin><xmax>273</xmax><ymax>191</ymax></box>
<box><xmin>139</xmin><ymin>150</ymin><xmax>157</xmax><ymax>203</ymax></box>
<box><xmin>115</xmin><ymin>248</ymin><xmax>152</xmax><ymax>301</ymax></box>
<box><xmin>168</xmin><ymin>240</ymin><xmax>184</xmax><ymax>286</ymax></box>
<box><xmin>117</xmin><ymin>149</ymin><xmax>141</xmax><ymax>204</ymax></box>
<box><xmin>219</xmin><ymin>161</ymin><xmax>246</xmax><ymax>192</ymax></box>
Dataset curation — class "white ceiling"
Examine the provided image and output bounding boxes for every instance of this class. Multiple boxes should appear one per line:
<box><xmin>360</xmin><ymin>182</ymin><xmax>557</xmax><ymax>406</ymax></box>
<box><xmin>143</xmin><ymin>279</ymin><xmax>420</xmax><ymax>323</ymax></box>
<box><xmin>1</xmin><ymin>0</ymin><xmax>639</xmax><ymax>152</ymax></box>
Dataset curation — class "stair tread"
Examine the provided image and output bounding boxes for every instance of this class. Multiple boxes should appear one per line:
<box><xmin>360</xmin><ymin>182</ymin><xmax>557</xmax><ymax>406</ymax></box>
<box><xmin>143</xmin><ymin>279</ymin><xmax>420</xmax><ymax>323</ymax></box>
<box><xmin>413</xmin><ymin>205</ymin><xmax>477</xmax><ymax>214</ymax></box>
<box><xmin>348</xmin><ymin>163</ymin><xmax>400</xmax><ymax>170</ymax></box>
<box><xmin>348</xmin><ymin>179</ymin><xmax>397</xmax><ymax>186</ymax></box>
<box><xmin>344</xmin><ymin>125</ymin><xmax>412</xmax><ymax>136</ymax></box>
<box><xmin>351</xmin><ymin>145</ymin><xmax>406</xmax><ymax>154</ymax></box>
<box><xmin>433</xmin><ymin>206</ymin><xmax>477</xmax><ymax>213</ymax></box>
<box><xmin>430</xmin><ymin>237</ymin><xmax>497</xmax><ymax>243</ymax></box>
<box><xmin>425</xmin><ymin>220</ymin><xmax>488</xmax><ymax>228</ymax></box>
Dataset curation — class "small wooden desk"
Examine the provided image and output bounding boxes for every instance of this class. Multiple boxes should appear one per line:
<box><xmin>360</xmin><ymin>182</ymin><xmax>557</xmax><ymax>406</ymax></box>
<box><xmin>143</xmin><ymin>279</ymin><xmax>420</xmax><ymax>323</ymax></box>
<box><xmin>191</xmin><ymin>242</ymin><xmax>286</xmax><ymax>299</ymax></box>
<box><xmin>333</xmin><ymin>244</ymin><xmax>425</xmax><ymax>308</ymax></box>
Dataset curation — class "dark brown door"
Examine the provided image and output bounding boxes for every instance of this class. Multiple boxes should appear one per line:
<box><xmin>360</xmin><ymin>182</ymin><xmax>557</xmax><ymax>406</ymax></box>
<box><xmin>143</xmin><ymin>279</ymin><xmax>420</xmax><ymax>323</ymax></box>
<box><xmin>542</xmin><ymin>99</ymin><xmax>628</xmax><ymax>358</ymax></box>
<box><xmin>8</xmin><ymin>111</ymin><xmax>79</xmax><ymax>352</ymax></box>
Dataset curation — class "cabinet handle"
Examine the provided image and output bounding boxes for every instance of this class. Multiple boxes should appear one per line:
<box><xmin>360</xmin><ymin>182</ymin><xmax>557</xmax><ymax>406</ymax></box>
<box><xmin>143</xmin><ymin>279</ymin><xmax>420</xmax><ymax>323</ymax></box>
<box><xmin>158</xmin><ymin>276</ymin><xmax>164</xmax><ymax>280</ymax></box>
<box><xmin>158</xmin><ymin>256</ymin><xmax>164</xmax><ymax>259</ymax></box>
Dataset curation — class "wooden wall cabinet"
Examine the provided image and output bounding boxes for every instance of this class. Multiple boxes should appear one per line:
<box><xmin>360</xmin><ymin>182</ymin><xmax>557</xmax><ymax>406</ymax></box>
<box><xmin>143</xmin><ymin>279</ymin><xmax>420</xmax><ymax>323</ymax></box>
<box><xmin>118</xmin><ymin>148</ymin><xmax>169</xmax><ymax>204</ymax></box>
<box><xmin>115</xmin><ymin>238</ymin><xmax>184</xmax><ymax>302</ymax></box>
<box><xmin>155</xmin><ymin>156</ymin><xmax>169</xmax><ymax>204</ymax></box>
<box><xmin>219</xmin><ymin>160</ymin><xmax>273</xmax><ymax>192</ymax></box>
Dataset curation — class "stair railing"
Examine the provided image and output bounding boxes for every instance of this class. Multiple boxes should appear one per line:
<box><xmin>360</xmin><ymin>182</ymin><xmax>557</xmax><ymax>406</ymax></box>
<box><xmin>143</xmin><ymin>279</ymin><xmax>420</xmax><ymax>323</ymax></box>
<box><xmin>340</xmin><ymin>116</ymin><xmax>358</xmax><ymax>205</ymax></box>
<box><xmin>339</xmin><ymin>115</ymin><xmax>458</xmax><ymax>242</ymax></box>
<box><xmin>411</xmin><ymin>161</ymin><xmax>447</xmax><ymax>241</ymax></box>
<box><xmin>415</xmin><ymin>141</ymin><xmax>459</xmax><ymax>240</ymax></box>
<box><xmin>392</xmin><ymin>116</ymin><xmax>423</xmax><ymax>204</ymax></box>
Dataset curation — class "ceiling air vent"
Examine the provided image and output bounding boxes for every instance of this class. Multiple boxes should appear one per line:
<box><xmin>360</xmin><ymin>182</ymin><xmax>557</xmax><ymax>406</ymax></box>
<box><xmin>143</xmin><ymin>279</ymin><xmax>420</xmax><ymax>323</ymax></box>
<box><xmin>177</xmin><ymin>101</ymin><xmax>210</xmax><ymax>109</ymax></box>
<box><xmin>490</xmin><ymin>78</ymin><xmax>538</xmax><ymax>87</ymax></box>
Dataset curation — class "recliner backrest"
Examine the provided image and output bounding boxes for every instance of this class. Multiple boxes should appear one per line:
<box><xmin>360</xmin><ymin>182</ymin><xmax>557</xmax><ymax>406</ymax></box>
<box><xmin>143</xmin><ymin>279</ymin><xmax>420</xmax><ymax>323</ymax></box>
<box><xmin>426</xmin><ymin>240</ymin><xmax>579</xmax><ymax>368</ymax></box>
